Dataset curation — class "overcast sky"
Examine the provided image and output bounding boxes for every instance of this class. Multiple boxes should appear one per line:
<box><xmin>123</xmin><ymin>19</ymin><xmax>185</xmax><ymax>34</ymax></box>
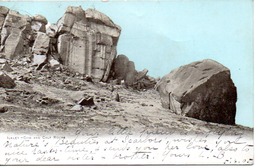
<box><xmin>1</xmin><ymin>0</ymin><xmax>253</xmax><ymax>127</ymax></box>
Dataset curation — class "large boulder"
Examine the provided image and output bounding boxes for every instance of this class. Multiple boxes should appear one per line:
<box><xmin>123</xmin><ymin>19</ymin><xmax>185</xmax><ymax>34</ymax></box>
<box><xmin>56</xmin><ymin>6</ymin><xmax>121</xmax><ymax>82</ymax></box>
<box><xmin>155</xmin><ymin>59</ymin><xmax>237</xmax><ymax>125</ymax></box>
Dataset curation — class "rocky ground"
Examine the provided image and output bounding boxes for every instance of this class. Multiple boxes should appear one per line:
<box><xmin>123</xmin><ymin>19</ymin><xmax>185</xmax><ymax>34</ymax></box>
<box><xmin>0</xmin><ymin>58</ymin><xmax>253</xmax><ymax>136</ymax></box>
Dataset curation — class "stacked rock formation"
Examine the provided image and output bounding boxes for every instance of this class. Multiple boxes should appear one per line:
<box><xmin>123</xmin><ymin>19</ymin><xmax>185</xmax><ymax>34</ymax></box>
<box><xmin>156</xmin><ymin>59</ymin><xmax>237</xmax><ymax>125</ymax></box>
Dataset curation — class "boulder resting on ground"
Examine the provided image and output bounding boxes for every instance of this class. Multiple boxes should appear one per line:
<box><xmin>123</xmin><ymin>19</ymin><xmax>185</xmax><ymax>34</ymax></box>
<box><xmin>155</xmin><ymin>59</ymin><xmax>237</xmax><ymax>125</ymax></box>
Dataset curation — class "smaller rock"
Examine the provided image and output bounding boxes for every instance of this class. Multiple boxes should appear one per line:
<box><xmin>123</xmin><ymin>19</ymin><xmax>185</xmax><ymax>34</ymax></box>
<box><xmin>66</xmin><ymin>102</ymin><xmax>74</xmax><ymax>107</ymax></box>
<box><xmin>78</xmin><ymin>96</ymin><xmax>95</xmax><ymax>106</ymax></box>
<box><xmin>63</xmin><ymin>78</ymin><xmax>71</xmax><ymax>84</ymax></box>
<box><xmin>20</xmin><ymin>57</ymin><xmax>31</xmax><ymax>64</ymax></box>
<box><xmin>92</xmin><ymin>106</ymin><xmax>98</xmax><ymax>110</ymax></box>
<box><xmin>110</xmin><ymin>79</ymin><xmax>120</xmax><ymax>85</ymax></box>
<box><xmin>84</xmin><ymin>75</ymin><xmax>93</xmax><ymax>82</ymax></box>
<box><xmin>49</xmin><ymin>57</ymin><xmax>61</xmax><ymax>71</ymax></box>
<box><xmin>1</xmin><ymin>63</ymin><xmax>13</xmax><ymax>72</ymax></box>
<box><xmin>111</xmin><ymin>85</ymin><xmax>115</xmax><ymax>92</ymax></box>
<box><xmin>70</xmin><ymin>104</ymin><xmax>83</xmax><ymax>111</ymax></box>
<box><xmin>17</xmin><ymin>75</ymin><xmax>31</xmax><ymax>83</ymax></box>
<box><xmin>0</xmin><ymin>71</ymin><xmax>16</xmax><ymax>88</ymax></box>
<box><xmin>115</xmin><ymin>93</ymin><xmax>120</xmax><ymax>102</ymax></box>
<box><xmin>0</xmin><ymin>105</ymin><xmax>8</xmax><ymax>113</ymax></box>
<box><xmin>136</xmin><ymin>69</ymin><xmax>148</xmax><ymax>81</ymax></box>
<box><xmin>141</xmin><ymin>103</ymin><xmax>148</xmax><ymax>106</ymax></box>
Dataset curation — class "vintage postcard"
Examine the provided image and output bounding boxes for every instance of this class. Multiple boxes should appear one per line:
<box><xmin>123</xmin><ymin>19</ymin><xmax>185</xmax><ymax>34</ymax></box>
<box><xmin>0</xmin><ymin>0</ymin><xmax>254</xmax><ymax>165</ymax></box>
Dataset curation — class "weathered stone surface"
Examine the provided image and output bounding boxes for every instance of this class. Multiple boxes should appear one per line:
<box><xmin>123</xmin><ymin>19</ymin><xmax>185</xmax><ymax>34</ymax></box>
<box><xmin>57</xmin><ymin>6</ymin><xmax>121</xmax><ymax>82</ymax></box>
<box><xmin>85</xmin><ymin>9</ymin><xmax>121</xmax><ymax>39</ymax></box>
<box><xmin>0</xmin><ymin>9</ymin><xmax>32</xmax><ymax>59</ymax></box>
<box><xmin>0</xmin><ymin>71</ymin><xmax>16</xmax><ymax>88</ymax></box>
<box><xmin>0</xmin><ymin>6</ymin><xmax>9</xmax><ymax>42</ymax></box>
<box><xmin>2</xmin><ymin>29</ymin><xmax>24</xmax><ymax>59</ymax></box>
<box><xmin>32</xmin><ymin>32</ymin><xmax>50</xmax><ymax>54</ymax></box>
<box><xmin>57</xmin><ymin>34</ymin><xmax>71</xmax><ymax>65</ymax></box>
<box><xmin>156</xmin><ymin>59</ymin><xmax>237</xmax><ymax>125</ymax></box>
<box><xmin>57</xmin><ymin>6</ymin><xmax>86</xmax><ymax>33</ymax></box>
<box><xmin>0</xmin><ymin>6</ymin><xmax>9</xmax><ymax>45</ymax></box>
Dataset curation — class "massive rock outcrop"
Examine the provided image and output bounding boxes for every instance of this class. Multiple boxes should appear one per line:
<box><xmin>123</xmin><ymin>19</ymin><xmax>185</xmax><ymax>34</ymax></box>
<box><xmin>0</xmin><ymin>6</ymin><xmax>122</xmax><ymax>82</ymax></box>
<box><xmin>0</xmin><ymin>5</ymin><xmax>156</xmax><ymax>89</ymax></box>
<box><xmin>56</xmin><ymin>6</ymin><xmax>121</xmax><ymax>82</ymax></box>
<box><xmin>0</xmin><ymin>7</ymin><xmax>33</xmax><ymax>59</ymax></box>
<box><xmin>155</xmin><ymin>59</ymin><xmax>237</xmax><ymax>125</ymax></box>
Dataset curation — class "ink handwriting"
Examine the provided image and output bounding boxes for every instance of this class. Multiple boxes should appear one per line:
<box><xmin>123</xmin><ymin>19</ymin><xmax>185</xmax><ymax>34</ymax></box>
<box><xmin>0</xmin><ymin>128</ymin><xmax>253</xmax><ymax>165</ymax></box>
